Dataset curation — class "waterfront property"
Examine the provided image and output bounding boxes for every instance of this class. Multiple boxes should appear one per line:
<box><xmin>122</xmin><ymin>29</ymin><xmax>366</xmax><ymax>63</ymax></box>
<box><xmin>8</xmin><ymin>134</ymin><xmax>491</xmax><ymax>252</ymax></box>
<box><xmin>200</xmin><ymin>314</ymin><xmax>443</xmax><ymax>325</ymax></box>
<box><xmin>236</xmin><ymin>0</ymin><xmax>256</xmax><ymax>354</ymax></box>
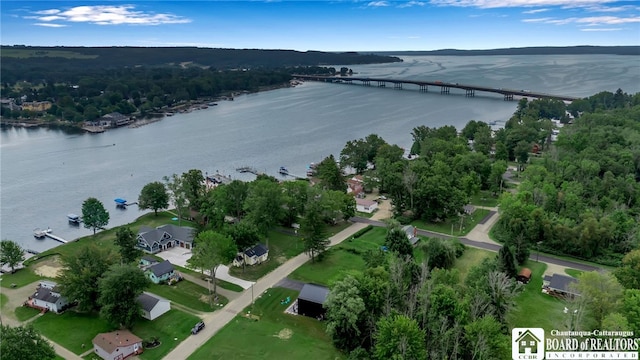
<box><xmin>26</xmin><ymin>281</ymin><xmax>70</xmax><ymax>314</ymax></box>
<box><xmin>137</xmin><ymin>292</ymin><xmax>171</xmax><ymax>321</ymax></box>
<box><xmin>92</xmin><ymin>329</ymin><xmax>143</xmax><ymax>360</ymax></box>
<box><xmin>136</xmin><ymin>224</ymin><xmax>195</xmax><ymax>254</ymax></box>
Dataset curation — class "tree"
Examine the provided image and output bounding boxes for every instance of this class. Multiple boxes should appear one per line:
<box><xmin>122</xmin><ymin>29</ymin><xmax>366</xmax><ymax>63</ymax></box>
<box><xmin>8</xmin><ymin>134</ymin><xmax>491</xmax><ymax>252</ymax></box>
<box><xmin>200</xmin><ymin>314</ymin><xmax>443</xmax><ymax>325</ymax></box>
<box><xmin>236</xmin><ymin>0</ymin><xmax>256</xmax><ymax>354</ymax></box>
<box><xmin>302</xmin><ymin>191</ymin><xmax>329</xmax><ymax>262</ymax></box>
<box><xmin>385</xmin><ymin>226</ymin><xmax>413</xmax><ymax>258</ymax></box>
<box><xmin>98</xmin><ymin>264</ymin><xmax>150</xmax><ymax>328</ymax></box>
<box><xmin>419</xmin><ymin>237</ymin><xmax>456</xmax><ymax>270</ymax></box>
<box><xmin>575</xmin><ymin>271</ymin><xmax>624</xmax><ymax>328</ymax></box>
<box><xmin>614</xmin><ymin>249</ymin><xmax>640</xmax><ymax>289</ymax></box>
<box><xmin>498</xmin><ymin>245</ymin><xmax>517</xmax><ymax>278</ymax></box>
<box><xmin>324</xmin><ymin>275</ymin><xmax>366</xmax><ymax>351</ymax></box>
<box><xmin>316</xmin><ymin>155</ymin><xmax>345</xmax><ymax>192</ymax></box>
<box><xmin>187</xmin><ymin>230</ymin><xmax>237</xmax><ymax>302</ymax></box>
<box><xmin>244</xmin><ymin>179</ymin><xmax>284</xmax><ymax>235</ymax></box>
<box><xmin>58</xmin><ymin>245</ymin><xmax>116</xmax><ymax>312</ymax></box>
<box><xmin>164</xmin><ymin>174</ymin><xmax>187</xmax><ymax>225</ymax></box>
<box><xmin>0</xmin><ymin>240</ymin><xmax>24</xmax><ymax>273</ymax></box>
<box><xmin>182</xmin><ymin>169</ymin><xmax>205</xmax><ymax>210</ymax></box>
<box><xmin>0</xmin><ymin>325</ymin><xmax>56</xmax><ymax>360</ymax></box>
<box><xmin>82</xmin><ymin>197</ymin><xmax>109</xmax><ymax>234</ymax></box>
<box><xmin>227</xmin><ymin>220</ymin><xmax>261</xmax><ymax>251</ymax></box>
<box><xmin>138</xmin><ymin>181</ymin><xmax>169</xmax><ymax>216</ymax></box>
<box><xmin>114</xmin><ymin>227</ymin><xmax>140</xmax><ymax>264</ymax></box>
<box><xmin>374</xmin><ymin>314</ymin><xmax>426</xmax><ymax>360</ymax></box>
<box><xmin>464</xmin><ymin>316</ymin><xmax>510</xmax><ymax>360</ymax></box>
<box><xmin>621</xmin><ymin>289</ymin><xmax>640</xmax><ymax>334</ymax></box>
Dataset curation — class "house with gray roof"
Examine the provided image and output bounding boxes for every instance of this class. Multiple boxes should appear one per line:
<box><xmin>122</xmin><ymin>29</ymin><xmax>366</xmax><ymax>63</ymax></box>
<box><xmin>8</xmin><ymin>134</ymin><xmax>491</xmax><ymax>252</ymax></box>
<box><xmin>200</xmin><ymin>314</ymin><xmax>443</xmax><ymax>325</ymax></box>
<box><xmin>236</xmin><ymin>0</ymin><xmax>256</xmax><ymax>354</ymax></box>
<box><xmin>543</xmin><ymin>273</ymin><xmax>580</xmax><ymax>297</ymax></box>
<box><xmin>402</xmin><ymin>225</ymin><xmax>421</xmax><ymax>246</ymax></box>
<box><xmin>232</xmin><ymin>243</ymin><xmax>269</xmax><ymax>267</ymax></box>
<box><xmin>137</xmin><ymin>292</ymin><xmax>170</xmax><ymax>320</ymax></box>
<box><xmin>29</xmin><ymin>281</ymin><xmax>70</xmax><ymax>313</ymax></box>
<box><xmin>136</xmin><ymin>224</ymin><xmax>194</xmax><ymax>254</ymax></box>
<box><xmin>297</xmin><ymin>283</ymin><xmax>330</xmax><ymax>319</ymax></box>
<box><xmin>145</xmin><ymin>260</ymin><xmax>178</xmax><ymax>284</ymax></box>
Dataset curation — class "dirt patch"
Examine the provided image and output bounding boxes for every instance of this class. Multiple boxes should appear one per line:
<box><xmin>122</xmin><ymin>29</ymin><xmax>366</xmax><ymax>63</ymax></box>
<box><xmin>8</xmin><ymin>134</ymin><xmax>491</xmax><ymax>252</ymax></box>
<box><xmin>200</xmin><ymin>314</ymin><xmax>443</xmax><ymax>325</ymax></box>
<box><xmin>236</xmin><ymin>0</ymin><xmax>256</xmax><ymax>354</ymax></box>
<box><xmin>275</xmin><ymin>328</ymin><xmax>292</xmax><ymax>340</ymax></box>
<box><xmin>32</xmin><ymin>256</ymin><xmax>63</xmax><ymax>278</ymax></box>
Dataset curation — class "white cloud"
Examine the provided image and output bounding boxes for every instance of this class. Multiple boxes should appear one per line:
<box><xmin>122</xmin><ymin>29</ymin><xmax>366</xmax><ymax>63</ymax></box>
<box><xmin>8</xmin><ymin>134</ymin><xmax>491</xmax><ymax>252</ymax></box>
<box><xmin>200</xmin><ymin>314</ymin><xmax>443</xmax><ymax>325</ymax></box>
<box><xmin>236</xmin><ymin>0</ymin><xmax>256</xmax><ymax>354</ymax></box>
<box><xmin>25</xmin><ymin>5</ymin><xmax>191</xmax><ymax>26</ymax></box>
<box><xmin>428</xmin><ymin>0</ymin><xmax>619</xmax><ymax>9</ymax></box>
<box><xmin>522</xmin><ymin>17</ymin><xmax>553</xmax><ymax>23</ymax></box>
<box><xmin>522</xmin><ymin>15</ymin><xmax>640</xmax><ymax>26</ymax></box>
<box><xmin>33</xmin><ymin>23</ymin><xmax>67</xmax><ymax>28</ymax></box>
<box><xmin>398</xmin><ymin>1</ymin><xmax>427</xmax><ymax>8</ymax></box>
<box><xmin>367</xmin><ymin>1</ymin><xmax>390</xmax><ymax>7</ymax></box>
<box><xmin>522</xmin><ymin>8</ymin><xmax>549</xmax><ymax>14</ymax></box>
<box><xmin>580</xmin><ymin>27</ymin><xmax>623</xmax><ymax>31</ymax></box>
<box><xmin>584</xmin><ymin>5</ymin><xmax>640</xmax><ymax>13</ymax></box>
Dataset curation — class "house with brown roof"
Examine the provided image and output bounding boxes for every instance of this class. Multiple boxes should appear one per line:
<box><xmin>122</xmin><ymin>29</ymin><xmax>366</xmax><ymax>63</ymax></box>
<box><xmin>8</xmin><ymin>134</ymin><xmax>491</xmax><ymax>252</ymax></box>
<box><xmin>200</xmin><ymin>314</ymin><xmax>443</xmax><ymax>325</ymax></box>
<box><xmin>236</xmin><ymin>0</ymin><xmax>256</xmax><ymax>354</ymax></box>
<box><xmin>92</xmin><ymin>330</ymin><xmax>143</xmax><ymax>360</ymax></box>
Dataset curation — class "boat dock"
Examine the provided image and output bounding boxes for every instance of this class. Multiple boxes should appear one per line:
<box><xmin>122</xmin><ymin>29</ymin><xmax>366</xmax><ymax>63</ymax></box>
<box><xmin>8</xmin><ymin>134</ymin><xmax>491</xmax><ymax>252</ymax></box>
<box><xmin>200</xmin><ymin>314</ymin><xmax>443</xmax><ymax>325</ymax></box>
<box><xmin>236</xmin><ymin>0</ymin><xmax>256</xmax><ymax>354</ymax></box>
<box><xmin>236</xmin><ymin>166</ymin><xmax>263</xmax><ymax>176</ymax></box>
<box><xmin>45</xmin><ymin>232</ymin><xmax>68</xmax><ymax>244</ymax></box>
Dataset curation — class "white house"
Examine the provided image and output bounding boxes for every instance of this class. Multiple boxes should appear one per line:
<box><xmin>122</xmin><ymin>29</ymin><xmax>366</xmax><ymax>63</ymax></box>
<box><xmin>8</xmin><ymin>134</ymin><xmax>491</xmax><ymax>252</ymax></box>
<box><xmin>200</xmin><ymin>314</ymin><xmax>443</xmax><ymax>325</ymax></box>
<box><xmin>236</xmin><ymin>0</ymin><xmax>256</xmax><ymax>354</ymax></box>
<box><xmin>30</xmin><ymin>281</ymin><xmax>70</xmax><ymax>313</ymax></box>
<box><xmin>137</xmin><ymin>292</ymin><xmax>171</xmax><ymax>321</ymax></box>
<box><xmin>233</xmin><ymin>243</ymin><xmax>269</xmax><ymax>267</ymax></box>
<box><xmin>93</xmin><ymin>330</ymin><xmax>143</xmax><ymax>360</ymax></box>
<box><xmin>356</xmin><ymin>198</ymin><xmax>378</xmax><ymax>214</ymax></box>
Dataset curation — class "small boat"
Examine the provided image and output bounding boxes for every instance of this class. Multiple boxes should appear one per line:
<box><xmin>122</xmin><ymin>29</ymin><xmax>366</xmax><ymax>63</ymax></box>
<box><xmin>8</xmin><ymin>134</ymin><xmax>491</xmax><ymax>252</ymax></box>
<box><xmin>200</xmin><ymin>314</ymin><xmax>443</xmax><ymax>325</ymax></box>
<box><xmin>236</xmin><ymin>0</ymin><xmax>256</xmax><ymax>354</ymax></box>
<box><xmin>33</xmin><ymin>227</ymin><xmax>52</xmax><ymax>238</ymax></box>
<box><xmin>115</xmin><ymin>198</ymin><xmax>127</xmax><ymax>207</ymax></box>
<box><xmin>208</xmin><ymin>102</ymin><xmax>218</xmax><ymax>106</ymax></box>
<box><xmin>68</xmin><ymin>214</ymin><xmax>81</xmax><ymax>224</ymax></box>
<box><xmin>279</xmin><ymin>166</ymin><xmax>289</xmax><ymax>175</ymax></box>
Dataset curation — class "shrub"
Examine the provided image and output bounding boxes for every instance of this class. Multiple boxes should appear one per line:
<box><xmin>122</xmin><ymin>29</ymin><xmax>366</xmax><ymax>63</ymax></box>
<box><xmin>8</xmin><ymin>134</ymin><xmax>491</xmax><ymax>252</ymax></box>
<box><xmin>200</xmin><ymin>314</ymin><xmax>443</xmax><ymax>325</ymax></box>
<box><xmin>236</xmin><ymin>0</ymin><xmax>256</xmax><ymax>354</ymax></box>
<box><xmin>352</xmin><ymin>225</ymin><xmax>373</xmax><ymax>239</ymax></box>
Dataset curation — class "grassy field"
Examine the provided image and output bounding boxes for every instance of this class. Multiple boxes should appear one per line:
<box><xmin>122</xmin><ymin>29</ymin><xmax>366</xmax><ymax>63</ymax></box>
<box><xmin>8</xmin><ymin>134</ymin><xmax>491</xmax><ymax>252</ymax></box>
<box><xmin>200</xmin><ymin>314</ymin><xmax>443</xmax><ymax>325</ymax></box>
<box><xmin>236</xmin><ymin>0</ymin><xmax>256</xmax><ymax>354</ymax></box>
<box><xmin>148</xmin><ymin>280</ymin><xmax>227</xmax><ymax>312</ymax></box>
<box><xmin>0</xmin><ymin>293</ymin><xmax>7</xmax><ymax>308</ymax></box>
<box><xmin>133</xmin><ymin>309</ymin><xmax>201</xmax><ymax>360</ymax></box>
<box><xmin>564</xmin><ymin>269</ymin><xmax>583</xmax><ymax>278</ymax></box>
<box><xmin>411</xmin><ymin>208</ymin><xmax>491</xmax><ymax>237</ymax></box>
<box><xmin>188</xmin><ymin>287</ymin><xmax>344</xmax><ymax>360</ymax></box>
<box><xmin>173</xmin><ymin>265</ymin><xmax>244</xmax><ymax>292</ymax></box>
<box><xmin>289</xmin><ymin>227</ymin><xmax>386</xmax><ymax>286</ymax></box>
<box><xmin>32</xmin><ymin>310</ymin><xmax>114</xmax><ymax>354</ymax></box>
<box><xmin>508</xmin><ymin>261</ymin><xmax>567</xmax><ymax>331</ymax></box>
<box><xmin>14</xmin><ymin>305</ymin><xmax>42</xmax><ymax>321</ymax></box>
<box><xmin>229</xmin><ymin>222</ymin><xmax>351</xmax><ymax>281</ymax></box>
<box><xmin>0</xmin><ymin>268</ymin><xmax>44</xmax><ymax>288</ymax></box>
<box><xmin>469</xmin><ymin>191</ymin><xmax>500</xmax><ymax>207</ymax></box>
<box><xmin>453</xmin><ymin>247</ymin><xmax>495</xmax><ymax>280</ymax></box>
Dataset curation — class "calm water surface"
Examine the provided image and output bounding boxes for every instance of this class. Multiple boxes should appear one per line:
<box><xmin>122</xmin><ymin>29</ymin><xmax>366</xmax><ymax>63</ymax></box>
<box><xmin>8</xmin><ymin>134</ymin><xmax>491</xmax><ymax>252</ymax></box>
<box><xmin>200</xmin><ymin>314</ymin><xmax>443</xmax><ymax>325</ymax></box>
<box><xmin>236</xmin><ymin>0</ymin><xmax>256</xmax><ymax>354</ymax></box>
<box><xmin>2</xmin><ymin>55</ymin><xmax>638</xmax><ymax>252</ymax></box>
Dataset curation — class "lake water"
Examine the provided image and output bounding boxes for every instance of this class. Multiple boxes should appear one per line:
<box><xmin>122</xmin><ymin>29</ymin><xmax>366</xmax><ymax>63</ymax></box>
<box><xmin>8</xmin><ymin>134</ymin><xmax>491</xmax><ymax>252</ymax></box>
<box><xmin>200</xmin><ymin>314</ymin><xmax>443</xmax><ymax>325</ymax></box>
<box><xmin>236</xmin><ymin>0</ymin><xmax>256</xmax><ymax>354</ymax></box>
<box><xmin>2</xmin><ymin>55</ymin><xmax>638</xmax><ymax>252</ymax></box>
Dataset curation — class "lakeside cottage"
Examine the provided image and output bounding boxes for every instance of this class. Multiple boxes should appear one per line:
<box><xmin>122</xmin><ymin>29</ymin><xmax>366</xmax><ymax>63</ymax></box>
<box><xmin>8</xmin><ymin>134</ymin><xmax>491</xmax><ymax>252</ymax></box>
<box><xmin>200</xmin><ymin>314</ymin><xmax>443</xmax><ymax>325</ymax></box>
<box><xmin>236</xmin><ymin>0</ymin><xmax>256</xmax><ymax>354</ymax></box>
<box><xmin>136</xmin><ymin>224</ymin><xmax>194</xmax><ymax>254</ymax></box>
<box><xmin>27</xmin><ymin>281</ymin><xmax>70</xmax><ymax>314</ymax></box>
<box><xmin>145</xmin><ymin>260</ymin><xmax>178</xmax><ymax>284</ymax></box>
<box><xmin>356</xmin><ymin>198</ymin><xmax>378</xmax><ymax>214</ymax></box>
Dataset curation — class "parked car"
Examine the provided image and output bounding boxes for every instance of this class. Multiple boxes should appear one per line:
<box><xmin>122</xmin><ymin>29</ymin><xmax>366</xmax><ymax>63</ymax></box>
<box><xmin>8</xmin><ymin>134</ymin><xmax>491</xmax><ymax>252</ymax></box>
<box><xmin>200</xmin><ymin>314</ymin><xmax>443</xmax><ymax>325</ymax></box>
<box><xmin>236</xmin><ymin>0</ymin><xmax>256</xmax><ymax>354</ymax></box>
<box><xmin>191</xmin><ymin>321</ymin><xmax>205</xmax><ymax>335</ymax></box>
<box><xmin>377</xmin><ymin>195</ymin><xmax>387</xmax><ymax>200</ymax></box>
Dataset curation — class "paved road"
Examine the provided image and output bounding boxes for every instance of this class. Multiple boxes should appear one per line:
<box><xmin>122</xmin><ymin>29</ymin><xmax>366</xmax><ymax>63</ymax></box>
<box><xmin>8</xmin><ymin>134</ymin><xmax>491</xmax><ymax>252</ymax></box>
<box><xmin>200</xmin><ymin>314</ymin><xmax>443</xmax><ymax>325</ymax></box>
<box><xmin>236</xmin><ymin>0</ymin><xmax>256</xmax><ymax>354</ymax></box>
<box><xmin>161</xmin><ymin>222</ymin><xmax>369</xmax><ymax>360</ymax></box>
<box><xmin>350</xmin><ymin>216</ymin><xmax>601</xmax><ymax>272</ymax></box>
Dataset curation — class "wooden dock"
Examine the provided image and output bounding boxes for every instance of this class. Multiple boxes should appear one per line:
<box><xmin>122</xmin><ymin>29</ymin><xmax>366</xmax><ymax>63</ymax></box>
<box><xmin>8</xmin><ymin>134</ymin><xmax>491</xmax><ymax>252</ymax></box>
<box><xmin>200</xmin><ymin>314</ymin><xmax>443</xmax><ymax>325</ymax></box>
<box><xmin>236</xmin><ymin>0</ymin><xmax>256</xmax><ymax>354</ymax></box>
<box><xmin>236</xmin><ymin>166</ymin><xmax>263</xmax><ymax>176</ymax></box>
<box><xmin>45</xmin><ymin>232</ymin><xmax>68</xmax><ymax>244</ymax></box>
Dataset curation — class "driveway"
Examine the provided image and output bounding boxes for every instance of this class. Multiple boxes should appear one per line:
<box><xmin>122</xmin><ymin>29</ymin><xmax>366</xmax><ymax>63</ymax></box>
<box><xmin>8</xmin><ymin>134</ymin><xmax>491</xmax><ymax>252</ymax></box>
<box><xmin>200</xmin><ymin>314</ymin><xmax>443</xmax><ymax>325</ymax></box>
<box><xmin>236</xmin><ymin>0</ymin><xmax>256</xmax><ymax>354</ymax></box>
<box><xmin>156</xmin><ymin>247</ymin><xmax>255</xmax><ymax>289</ymax></box>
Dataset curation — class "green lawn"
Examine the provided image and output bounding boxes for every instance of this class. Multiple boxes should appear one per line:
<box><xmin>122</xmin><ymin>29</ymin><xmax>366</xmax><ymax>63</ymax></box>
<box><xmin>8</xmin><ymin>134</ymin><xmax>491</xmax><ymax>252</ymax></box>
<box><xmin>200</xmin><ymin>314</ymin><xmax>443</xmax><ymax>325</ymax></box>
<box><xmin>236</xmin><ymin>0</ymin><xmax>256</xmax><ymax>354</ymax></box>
<box><xmin>148</xmin><ymin>280</ymin><xmax>227</xmax><ymax>312</ymax></box>
<box><xmin>133</xmin><ymin>309</ymin><xmax>201</xmax><ymax>360</ymax></box>
<box><xmin>564</xmin><ymin>269</ymin><xmax>583</xmax><ymax>278</ymax></box>
<box><xmin>188</xmin><ymin>288</ymin><xmax>344</xmax><ymax>360</ymax></box>
<box><xmin>0</xmin><ymin>268</ymin><xmax>44</xmax><ymax>288</ymax></box>
<box><xmin>469</xmin><ymin>191</ymin><xmax>500</xmax><ymax>207</ymax></box>
<box><xmin>508</xmin><ymin>261</ymin><xmax>567</xmax><ymax>331</ymax></box>
<box><xmin>15</xmin><ymin>305</ymin><xmax>42</xmax><ymax>321</ymax></box>
<box><xmin>453</xmin><ymin>247</ymin><xmax>495</xmax><ymax>280</ymax></box>
<box><xmin>289</xmin><ymin>227</ymin><xmax>387</xmax><ymax>286</ymax></box>
<box><xmin>174</xmin><ymin>265</ymin><xmax>244</xmax><ymax>292</ymax></box>
<box><xmin>411</xmin><ymin>208</ymin><xmax>491</xmax><ymax>237</ymax></box>
<box><xmin>0</xmin><ymin>293</ymin><xmax>7</xmax><ymax>308</ymax></box>
<box><xmin>32</xmin><ymin>310</ymin><xmax>114</xmax><ymax>354</ymax></box>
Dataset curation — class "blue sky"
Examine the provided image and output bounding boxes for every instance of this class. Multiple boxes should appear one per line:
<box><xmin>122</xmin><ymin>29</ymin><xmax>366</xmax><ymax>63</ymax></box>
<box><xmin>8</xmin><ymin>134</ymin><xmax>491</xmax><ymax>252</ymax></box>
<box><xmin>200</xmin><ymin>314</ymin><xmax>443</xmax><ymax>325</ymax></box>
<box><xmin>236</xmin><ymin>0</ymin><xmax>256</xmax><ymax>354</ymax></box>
<box><xmin>1</xmin><ymin>1</ymin><xmax>639</xmax><ymax>51</ymax></box>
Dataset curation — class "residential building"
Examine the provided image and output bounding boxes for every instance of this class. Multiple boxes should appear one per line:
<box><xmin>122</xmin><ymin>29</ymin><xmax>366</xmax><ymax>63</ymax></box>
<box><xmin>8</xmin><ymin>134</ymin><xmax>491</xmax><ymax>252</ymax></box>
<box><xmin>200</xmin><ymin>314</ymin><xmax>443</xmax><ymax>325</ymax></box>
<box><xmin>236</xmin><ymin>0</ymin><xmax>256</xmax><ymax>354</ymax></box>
<box><xmin>21</xmin><ymin>101</ymin><xmax>52</xmax><ymax>112</ymax></box>
<box><xmin>137</xmin><ymin>292</ymin><xmax>171</xmax><ymax>320</ymax></box>
<box><xmin>297</xmin><ymin>283</ymin><xmax>330</xmax><ymax>319</ymax></box>
<box><xmin>145</xmin><ymin>260</ymin><xmax>178</xmax><ymax>284</ymax></box>
<box><xmin>543</xmin><ymin>273</ymin><xmax>580</xmax><ymax>297</ymax></box>
<box><xmin>402</xmin><ymin>225</ymin><xmax>421</xmax><ymax>246</ymax></box>
<box><xmin>92</xmin><ymin>330</ymin><xmax>143</xmax><ymax>360</ymax></box>
<box><xmin>233</xmin><ymin>243</ymin><xmax>269</xmax><ymax>267</ymax></box>
<box><xmin>356</xmin><ymin>198</ymin><xmax>378</xmax><ymax>214</ymax></box>
<box><xmin>136</xmin><ymin>224</ymin><xmax>194</xmax><ymax>254</ymax></box>
<box><xmin>98</xmin><ymin>112</ymin><xmax>132</xmax><ymax>128</ymax></box>
<box><xmin>29</xmin><ymin>281</ymin><xmax>70</xmax><ymax>313</ymax></box>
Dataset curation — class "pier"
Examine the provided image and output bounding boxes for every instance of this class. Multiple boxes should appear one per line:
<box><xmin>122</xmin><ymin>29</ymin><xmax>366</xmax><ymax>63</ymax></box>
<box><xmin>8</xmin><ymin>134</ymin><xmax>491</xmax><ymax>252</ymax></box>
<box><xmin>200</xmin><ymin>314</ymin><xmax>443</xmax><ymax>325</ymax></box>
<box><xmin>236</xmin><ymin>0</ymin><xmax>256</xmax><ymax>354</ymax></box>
<box><xmin>45</xmin><ymin>232</ymin><xmax>68</xmax><ymax>244</ymax></box>
<box><xmin>236</xmin><ymin>166</ymin><xmax>263</xmax><ymax>176</ymax></box>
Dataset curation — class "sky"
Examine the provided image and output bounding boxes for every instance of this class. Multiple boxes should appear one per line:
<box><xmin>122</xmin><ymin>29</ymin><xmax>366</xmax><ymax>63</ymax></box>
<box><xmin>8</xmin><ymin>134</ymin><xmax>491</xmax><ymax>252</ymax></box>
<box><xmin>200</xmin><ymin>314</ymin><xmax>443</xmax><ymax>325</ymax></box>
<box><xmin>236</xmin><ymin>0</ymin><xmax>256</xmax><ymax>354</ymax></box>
<box><xmin>1</xmin><ymin>1</ymin><xmax>639</xmax><ymax>51</ymax></box>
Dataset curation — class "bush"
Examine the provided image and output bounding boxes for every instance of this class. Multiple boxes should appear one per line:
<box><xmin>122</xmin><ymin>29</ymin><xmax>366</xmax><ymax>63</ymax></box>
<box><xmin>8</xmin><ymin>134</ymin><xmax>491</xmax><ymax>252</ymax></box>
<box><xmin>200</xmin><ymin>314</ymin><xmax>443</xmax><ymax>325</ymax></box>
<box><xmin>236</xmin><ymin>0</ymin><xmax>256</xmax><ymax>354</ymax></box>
<box><xmin>352</xmin><ymin>225</ymin><xmax>373</xmax><ymax>239</ymax></box>
<box><xmin>451</xmin><ymin>238</ymin><xmax>466</xmax><ymax>258</ymax></box>
<box><xmin>395</xmin><ymin>216</ymin><xmax>412</xmax><ymax>225</ymax></box>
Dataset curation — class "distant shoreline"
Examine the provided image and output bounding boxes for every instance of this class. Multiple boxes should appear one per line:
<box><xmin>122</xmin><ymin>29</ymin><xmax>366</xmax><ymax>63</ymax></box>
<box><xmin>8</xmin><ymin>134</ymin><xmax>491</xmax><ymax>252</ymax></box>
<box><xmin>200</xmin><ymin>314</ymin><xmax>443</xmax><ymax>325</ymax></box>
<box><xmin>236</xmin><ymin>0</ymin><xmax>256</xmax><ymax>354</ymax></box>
<box><xmin>372</xmin><ymin>45</ymin><xmax>640</xmax><ymax>56</ymax></box>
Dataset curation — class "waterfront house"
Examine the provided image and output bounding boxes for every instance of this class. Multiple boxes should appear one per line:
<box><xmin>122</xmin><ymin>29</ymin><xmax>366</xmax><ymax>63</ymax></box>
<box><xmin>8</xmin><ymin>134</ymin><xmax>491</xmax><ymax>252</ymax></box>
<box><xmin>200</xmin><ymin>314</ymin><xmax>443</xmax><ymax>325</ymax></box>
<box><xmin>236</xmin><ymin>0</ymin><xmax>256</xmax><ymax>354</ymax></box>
<box><xmin>136</xmin><ymin>224</ymin><xmax>194</xmax><ymax>254</ymax></box>
<box><xmin>139</xmin><ymin>255</ymin><xmax>159</xmax><ymax>268</ymax></box>
<box><xmin>28</xmin><ymin>281</ymin><xmax>70</xmax><ymax>313</ymax></box>
<box><xmin>233</xmin><ymin>243</ymin><xmax>269</xmax><ymax>267</ymax></box>
<box><xmin>347</xmin><ymin>175</ymin><xmax>365</xmax><ymax>197</ymax></box>
<box><xmin>92</xmin><ymin>330</ymin><xmax>143</xmax><ymax>360</ymax></box>
<box><xmin>137</xmin><ymin>292</ymin><xmax>171</xmax><ymax>320</ymax></box>
<box><xmin>98</xmin><ymin>112</ymin><xmax>132</xmax><ymax>128</ymax></box>
<box><xmin>21</xmin><ymin>101</ymin><xmax>52</xmax><ymax>112</ymax></box>
<box><xmin>145</xmin><ymin>260</ymin><xmax>177</xmax><ymax>284</ymax></box>
<box><xmin>356</xmin><ymin>198</ymin><xmax>378</xmax><ymax>214</ymax></box>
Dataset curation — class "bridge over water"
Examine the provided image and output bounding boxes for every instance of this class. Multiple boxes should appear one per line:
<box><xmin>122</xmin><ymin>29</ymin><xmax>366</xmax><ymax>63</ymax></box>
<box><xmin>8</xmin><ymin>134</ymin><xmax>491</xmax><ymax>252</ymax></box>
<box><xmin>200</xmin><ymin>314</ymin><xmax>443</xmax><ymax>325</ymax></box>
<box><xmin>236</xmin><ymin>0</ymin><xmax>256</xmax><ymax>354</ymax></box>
<box><xmin>293</xmin><ymin>75</ymin><xmax>579</xmax><ymax>102</ymax></box>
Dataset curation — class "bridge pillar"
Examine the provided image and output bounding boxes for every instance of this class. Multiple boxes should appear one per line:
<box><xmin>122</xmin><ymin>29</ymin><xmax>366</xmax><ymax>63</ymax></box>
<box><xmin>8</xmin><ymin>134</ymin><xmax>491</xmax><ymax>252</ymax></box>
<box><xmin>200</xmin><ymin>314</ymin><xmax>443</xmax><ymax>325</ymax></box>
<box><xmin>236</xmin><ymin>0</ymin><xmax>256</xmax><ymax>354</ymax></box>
<box><xmin>465</xmin><ymin>89</ymin><xmax>475</xmax><ymax>97</ymax></box>
<box><xmin>420</xmin><ymin>84</ymin><xmax>428</xmax><ymax>92</ymax></box>
<box><xmin>345</xmin><ymin>79</ymin><xmax>353</xmax><ymax>85</ymax></box>
<box><xmin>504</xmin><ymin>94</ymin><xmax>513</xmax><ymax>101</ymax></box>
<box><xmin>394</xmin><ymin>82</ymin><xmax>402</xmax><ymax>90</ymax></box>
<box><xmin>362</xmin><ymin>80</ymin><xmax>370</xmax><ymax>86</ymax></box>
<box><xmin>377</xmin><ymin>81</ymin><xmax>386</xmax><ymax>87</ymax></box>
<box><xmin>440</xmin><ymin>86</ymin><xmax>450</xmax><ymax>94</ymax></box>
